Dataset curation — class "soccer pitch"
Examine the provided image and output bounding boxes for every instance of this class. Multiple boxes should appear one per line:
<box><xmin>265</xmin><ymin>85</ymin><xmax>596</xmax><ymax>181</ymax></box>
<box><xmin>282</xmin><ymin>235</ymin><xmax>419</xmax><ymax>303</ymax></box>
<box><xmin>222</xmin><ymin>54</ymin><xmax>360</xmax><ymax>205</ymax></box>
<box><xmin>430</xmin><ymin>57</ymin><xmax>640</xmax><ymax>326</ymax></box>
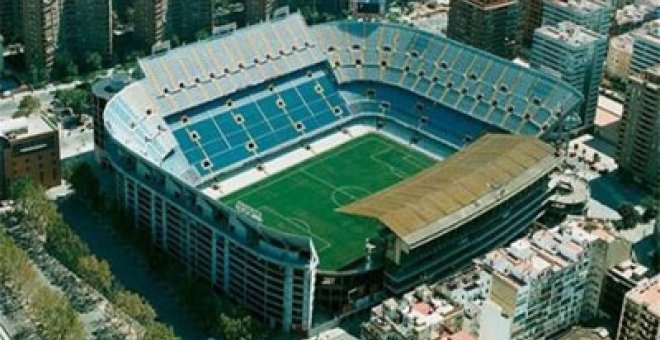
<box><xmin>222</xmin><ymin>134</ymin><xmax>438</xmax><ymax>270</ymax></box>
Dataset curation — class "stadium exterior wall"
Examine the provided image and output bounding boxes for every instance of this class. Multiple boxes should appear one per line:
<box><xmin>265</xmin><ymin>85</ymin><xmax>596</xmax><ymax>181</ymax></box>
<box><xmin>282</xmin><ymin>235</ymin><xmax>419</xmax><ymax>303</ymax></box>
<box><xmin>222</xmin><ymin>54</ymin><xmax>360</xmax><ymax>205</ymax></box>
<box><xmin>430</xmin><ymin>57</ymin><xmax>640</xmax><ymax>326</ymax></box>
<box><xmin>105</xmin><ymin>139</ymin><xmax>318</xmax><ymax>332</ymax></box>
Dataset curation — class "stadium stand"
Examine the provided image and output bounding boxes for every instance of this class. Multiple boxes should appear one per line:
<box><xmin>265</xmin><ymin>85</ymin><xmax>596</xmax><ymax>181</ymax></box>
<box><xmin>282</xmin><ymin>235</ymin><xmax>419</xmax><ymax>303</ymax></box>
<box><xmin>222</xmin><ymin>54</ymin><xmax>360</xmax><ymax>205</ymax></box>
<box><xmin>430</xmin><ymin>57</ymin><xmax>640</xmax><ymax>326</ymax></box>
<box><xmin>104</xmin><ymin>13</ymin><xmax>582</xmax><ymax>333</ymax></box>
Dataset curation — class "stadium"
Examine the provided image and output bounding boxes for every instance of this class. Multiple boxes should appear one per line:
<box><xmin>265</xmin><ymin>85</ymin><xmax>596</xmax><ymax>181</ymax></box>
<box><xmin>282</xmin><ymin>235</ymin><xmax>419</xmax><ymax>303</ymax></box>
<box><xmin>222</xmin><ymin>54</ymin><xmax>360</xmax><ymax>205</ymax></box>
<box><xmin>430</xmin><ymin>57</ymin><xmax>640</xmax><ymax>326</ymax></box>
<box><xmin>103</xmin><ymin>14</ymin><xmax>582</xmax><ymax>332</ymax></box>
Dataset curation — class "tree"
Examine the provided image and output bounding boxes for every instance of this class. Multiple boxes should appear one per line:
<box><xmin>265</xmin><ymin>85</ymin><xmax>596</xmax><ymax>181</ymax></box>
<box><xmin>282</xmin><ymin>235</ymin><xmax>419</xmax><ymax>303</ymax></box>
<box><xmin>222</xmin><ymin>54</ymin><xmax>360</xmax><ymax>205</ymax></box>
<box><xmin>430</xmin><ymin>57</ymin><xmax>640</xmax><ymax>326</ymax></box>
<box><xmin>31</xmin><ymin>287</ymin><xmax>86</xmax><ymax>340</ymax></box>
<box><xmin>52</xmin><ymin>51</ymin><xmax>80</xmax><ymax>82</ymax></box>
<box><xmin>76</xmin><ymin>255</ymin><xmax>114</xmax><ymax>295</ymax></box>
<box><xmin>217</xmin><ymin>313</ymin><xmax>255</xmax><ymax>340</ymax></box>
<box><xmin>143</xmin><ymin>322</ymin><xmax>178</xmax><ymax>340</ymax></box>
<box><xmin>84</xmin><ymin>52</ymin><xmax>104</xmax><ymax>73</ymax></box>
<box><xmin>195</xmin><ymin>29</ymin><xmax>210</xmax><ymax>41</ymax></box>
<box><xmin>54</xmin><ymin>88</ymin><xmax>91</xmax><ymax>116</ymax></box>
<box><xmin>113</xmin><ymin>291</ymin><xmax>157</xmax><ymax>324</ymax></box>
<box><xmin>9</xmin><ymin>177</ymin><xmax>59</xmax><ymax>236</ymax></box>
<box><xmin>68</xmin><ymin>161</ymin><xmax>101</xmax><ymax>208</ymax></box>
<box><xmin>17</xmin><ymin>96</ymin><xmax>41</xmax><ymax>115</ymax></box>
<box><xmin>617</xmin><ymin>202</ymin><xmax>640</xmax><ymax>230</ymax></box>
<box><xmin>0</xmin><ymin>233</ymin><xmax>36</xmax><ymax>294</ymax></box>
<box><xmin>641</xmin><ymin>197</ymin><xmax>658</xmax><ymax>223</ymax></box>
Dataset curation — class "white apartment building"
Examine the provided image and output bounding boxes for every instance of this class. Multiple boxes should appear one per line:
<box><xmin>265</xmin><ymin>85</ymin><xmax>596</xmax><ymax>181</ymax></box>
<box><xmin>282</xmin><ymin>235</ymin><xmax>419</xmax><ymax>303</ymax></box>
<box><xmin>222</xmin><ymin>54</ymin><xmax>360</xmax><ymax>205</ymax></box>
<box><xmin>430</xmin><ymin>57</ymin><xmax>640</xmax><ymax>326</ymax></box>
<box><xmin>477</xmin><ymin>221</ymin><xmax>629</xmax><ymax>339</ymax></box>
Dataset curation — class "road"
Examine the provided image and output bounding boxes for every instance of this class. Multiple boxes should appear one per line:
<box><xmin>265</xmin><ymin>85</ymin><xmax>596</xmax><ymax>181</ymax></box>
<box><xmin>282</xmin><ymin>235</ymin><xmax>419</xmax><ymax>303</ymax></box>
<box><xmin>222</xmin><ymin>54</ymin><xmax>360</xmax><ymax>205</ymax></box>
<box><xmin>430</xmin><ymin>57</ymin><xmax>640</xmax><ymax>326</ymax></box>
<box><xmin>51</xmin><ymin>184</ymin><xmax>206</xmax><ymax>340</ymax></box>
<box><xmin>0</xmin><ymin>81</ymin><xmax>83</xmax><ymax>119</ymax></box>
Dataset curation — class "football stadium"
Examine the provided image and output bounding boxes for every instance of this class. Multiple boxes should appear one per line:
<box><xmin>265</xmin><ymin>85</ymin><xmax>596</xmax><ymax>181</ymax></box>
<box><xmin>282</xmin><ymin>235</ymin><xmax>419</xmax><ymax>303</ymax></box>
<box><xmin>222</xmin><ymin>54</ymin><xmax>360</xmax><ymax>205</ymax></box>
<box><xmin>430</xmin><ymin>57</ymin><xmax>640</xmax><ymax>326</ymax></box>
<box><xmin>103</xmin><ymin>14</ymin><xmax>582</xmax><ymax>332</ymax></box>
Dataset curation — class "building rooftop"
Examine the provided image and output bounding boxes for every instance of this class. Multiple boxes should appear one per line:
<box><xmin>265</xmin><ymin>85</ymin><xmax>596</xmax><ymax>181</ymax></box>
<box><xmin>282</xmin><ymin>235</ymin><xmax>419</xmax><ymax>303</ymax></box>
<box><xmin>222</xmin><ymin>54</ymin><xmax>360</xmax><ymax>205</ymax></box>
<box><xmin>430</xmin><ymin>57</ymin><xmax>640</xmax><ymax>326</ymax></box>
<box><xmin>609</xmin><ymin>259</ymin><xmax>650</xmax><ymax>282</ymax></box>
<box><xmin>545</xmin><ymin>0</ymin><xmax>611</xmax><ymax>14</ymax></box>
<box><xmin>341</xmin><ymin>134</ymin><xmax>559</xmax><ymax>248</ymax></box>
<box><xmin>536</xmin><ymin>21</ymin><xmax>604</xmax><ymax>46</ymax></box>
<box><xmin>632</xmin><ymin>19</ymin><xmax>660</xmax><ymax>43</ymax></box>
<box><xmin>364</xmin><ymin>284</ymin><xmax>463</xmax><ymax>339</ymax></box>
<box><xmin>609</xmin><ymin>33</ymin><xmax>635</xmax><ymax>53</ymax></box>
<box><xmin>627</xmin><ymin>274</ymin><xmax>660</xmax><ymax>317</ymax></box>
<box><xmin>305</xmin><ymin>328</ymin><xmax>357</xmax><ymax>340</ymax></box>
<box><xmin>0</xmin><ymin>114</ymin><xmax>56</xmax><ymax>140</ymax></box>
<box><xmin>480</xmin><ymin>223</ymin><xmax>611</xmax><ymax>286</ymax></box>
<box><xmin>549</xmin><ymin>170</ymin><xmax>590</xmax><ymax>206</ymax></box>
<box><xmin>92</xmin><ymin>72</ymin><xmax>132</xmax><ymax>100</ymax></box>
<box><xmin>615</xmin><ymin>5</ymin><xmax>654</xmax><ymax>26</ymax></box>
<box><xmin>558</xmin><ymin>327</ymin><xmax>611</xmax><ymax>340</ymax></box>
<box><xmin>441</xmin><ymin>331</ymin><xmax>477</xmax><ymax>340</ymax></box>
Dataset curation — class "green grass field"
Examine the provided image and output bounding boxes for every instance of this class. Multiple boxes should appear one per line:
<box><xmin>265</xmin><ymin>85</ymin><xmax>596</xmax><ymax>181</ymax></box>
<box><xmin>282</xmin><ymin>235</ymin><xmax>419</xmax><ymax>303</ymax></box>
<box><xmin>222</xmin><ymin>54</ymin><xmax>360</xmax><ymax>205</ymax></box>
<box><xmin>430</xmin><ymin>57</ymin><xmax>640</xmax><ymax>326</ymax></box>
<box><xmin>222</xmin><ymin>134</ymin><xmax>437</xmax><ymax>270</ymax></box>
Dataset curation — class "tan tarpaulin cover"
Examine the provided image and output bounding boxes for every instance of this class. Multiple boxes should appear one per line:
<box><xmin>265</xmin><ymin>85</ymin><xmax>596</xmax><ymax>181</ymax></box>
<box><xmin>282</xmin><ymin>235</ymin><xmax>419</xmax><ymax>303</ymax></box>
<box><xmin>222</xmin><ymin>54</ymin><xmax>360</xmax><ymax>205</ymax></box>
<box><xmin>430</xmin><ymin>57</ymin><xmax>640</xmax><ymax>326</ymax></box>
<box><xmin>340</xmin><ymin>134</ymin><xmax>554</xmax><ymax>239</ymax></box>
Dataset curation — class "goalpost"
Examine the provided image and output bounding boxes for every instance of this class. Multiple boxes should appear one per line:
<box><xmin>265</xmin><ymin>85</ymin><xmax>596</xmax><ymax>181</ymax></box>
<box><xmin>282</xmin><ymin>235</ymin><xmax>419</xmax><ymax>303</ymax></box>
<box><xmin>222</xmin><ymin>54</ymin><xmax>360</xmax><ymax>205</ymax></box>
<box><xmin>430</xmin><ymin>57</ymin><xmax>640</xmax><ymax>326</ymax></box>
<box><xmin>235</xmin><ymin>201</ymin><xmax>263</xmax><ymax>223</ymax></box>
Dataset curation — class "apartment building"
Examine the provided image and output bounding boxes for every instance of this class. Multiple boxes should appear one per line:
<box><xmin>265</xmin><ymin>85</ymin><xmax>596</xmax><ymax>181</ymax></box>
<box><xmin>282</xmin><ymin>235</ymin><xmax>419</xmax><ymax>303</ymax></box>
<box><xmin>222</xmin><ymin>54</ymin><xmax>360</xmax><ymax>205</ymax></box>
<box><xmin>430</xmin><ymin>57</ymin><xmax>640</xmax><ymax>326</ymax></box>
<box><xmin>606</xmin><ymin>34</ymin><xmax>635</xmax><ymax>80</ymax></box>
<box><xmin>0</xmin><ymin>0</ymin><xmax>21</xmax><ymax>43</ymax></box>
<box><xmin>611</xmin><ymin>4</ymin><xmax>657</xmax><ymax>35</ymax></box>
<box><xmin>0</xmin><ymin>35</ymin><xmax>4</xmax><ymax>74</ymax></box>
<box><xmin>362</xmin><ymin>285</ymin><xmax>464</xmax><ymax>340</ymax></box>
<box><xmin>435</xmin><ymin>267</ymin><xmax>492</xmax><ymax>336</ymax></box>
<box><xmin>447</xmin><ymin>0</ymin><xmax>522</xmax><ymax>58</ymax></box>
<box><xmin>61</xmin><ymin>0</ymin><xmax>113</xmax><ymax>63</ymax></box>
<box><xmin>477</xmin><ymin>222</ymin><xmax>628</xmax><ymax>339</ymax></box>
<box><xmin>244</xmin><ymin>0</ymin><xmax>279</xmax><ymax>25</ymax></box>
<box><xmin>531</xmin><ymin>22</ymin><xmax>607</xmax><ymax>129</ymax></box>
<box><xmin>361</xmin><ymin>217</ymin><xmax>629</xmax><ymax>340</ymax></box>
<box><xmin>617</xmin><ymin>274</ymin><xmax>660</xmax><ymax>339</ymax></box>
<box><xmin>166</xmin><ymin>0</ymin><xmax>213</xmax><ymax>42</ymax></box>
<box><xmin>629</xmin><ymin>19</ymin><xmax>660</xmax><ymax>77</ymax></box>
<box><xmin>21</xmin><ymin>0</ymin><xmax>60</xmax><ymax>70</ymax></box>
<box><xmin>17</xmin><ymin>0</ymin><xmax>112</xmax><ymax>73</ymax></box>
<box><xmin>615</xmin><ymin>64</ymin><xmax>660</xmax><ymax>193</ymax></box>
<box><xmin>600</xmin><ymin>260</ymin><xmax>650</xmax><ymax>329</ymax></box>
<box><xmin>134</xmin><ymin>0</ymin><xmax>167</xmax><ymax>50</ymax></box>
<box><xmin>542</xmin><ymin>0</ymin><xmax>613</xmax><ymax>36</ymax></box>
<box><xmin>0</xmin><ymin>115</ymin><xmax>60</xmax><ymax>198</ymax></box>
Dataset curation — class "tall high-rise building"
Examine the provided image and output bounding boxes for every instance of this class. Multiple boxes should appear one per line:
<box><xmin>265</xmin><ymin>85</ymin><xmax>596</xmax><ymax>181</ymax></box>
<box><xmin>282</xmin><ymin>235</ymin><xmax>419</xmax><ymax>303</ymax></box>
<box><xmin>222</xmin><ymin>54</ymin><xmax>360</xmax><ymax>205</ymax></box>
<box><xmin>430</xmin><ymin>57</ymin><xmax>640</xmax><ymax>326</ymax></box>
<box><xmin>21</xmin><ymin>0</ymin><xmax>60</xmax><ymax>71</ymax></box>
<box><xmin>61</xmin><ymin>0</ymin><xmax>113</xmax><ymax>63</ymax></box>
<box><xmin>135</xmin><ymin>0</ymin><xmax>214</xmax><ymax>49</ymax></box>
<box><xmin>18</xmin><ymin>0</ymin><xmax>112</xmax><ymax>74</ymax></box>
<box><xmin>0</xmin><ymin>0</ymin><xmax>21</xmax><ymax>43</ymax></box>
<box><xmin>617</xmin><ymin>274</ymin><xmax>660</xmax><ymax>339</ymax></box>
<box><xmin>629</xmin><ymin>19</ymin><xmax>660</xmax><ymax>76</ymax></box>
<box><xmin>447</xmin><ymin>0</ymin><xmax>522</xmax><ymax>58</ymax></box>
<box><xmin>167</xmin><ymin>0</ymin><xmax>214</xmax><ymax>42</ymax></box>
<box><xmin>0</xmin><ymin>35</ymin><xmax>4</xmax><ymax>74</ymax></box>
<box><xmin>531</xmin><ymin>22</ymin><xmax>607</xmax><ymax>129</ymax></box>
<box><xmin>616</xmin><ymin>65</ymin><xmax>659</xmax><ymax>193</ymax></box>
<box><xmin>134</xmin><ymin>0</ymin><xmax>166</xmax><ymax>50</ymax></box>
<box><xmin>520</xmin><ymin>0</ymin><xmax>545</xmax><ymax>48</ymax></box>
<box><xmin>606</xmin><ymin>33</ymin><xmax>635</xmax><ymax>80</ymax></box>
<box><xmin>542</xmin><ymin>0</ymin><xmax>613</xmax><ymax>36</ymax></box>
<box><xmin>600</xmin><ymin>260</ymin><xmax>650</xmax><ymax>331</ymax></box>
<box><xmin>244</xmin><ymin>0</ymin><xmax>278</xmax><ymax>25</ymax></box>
